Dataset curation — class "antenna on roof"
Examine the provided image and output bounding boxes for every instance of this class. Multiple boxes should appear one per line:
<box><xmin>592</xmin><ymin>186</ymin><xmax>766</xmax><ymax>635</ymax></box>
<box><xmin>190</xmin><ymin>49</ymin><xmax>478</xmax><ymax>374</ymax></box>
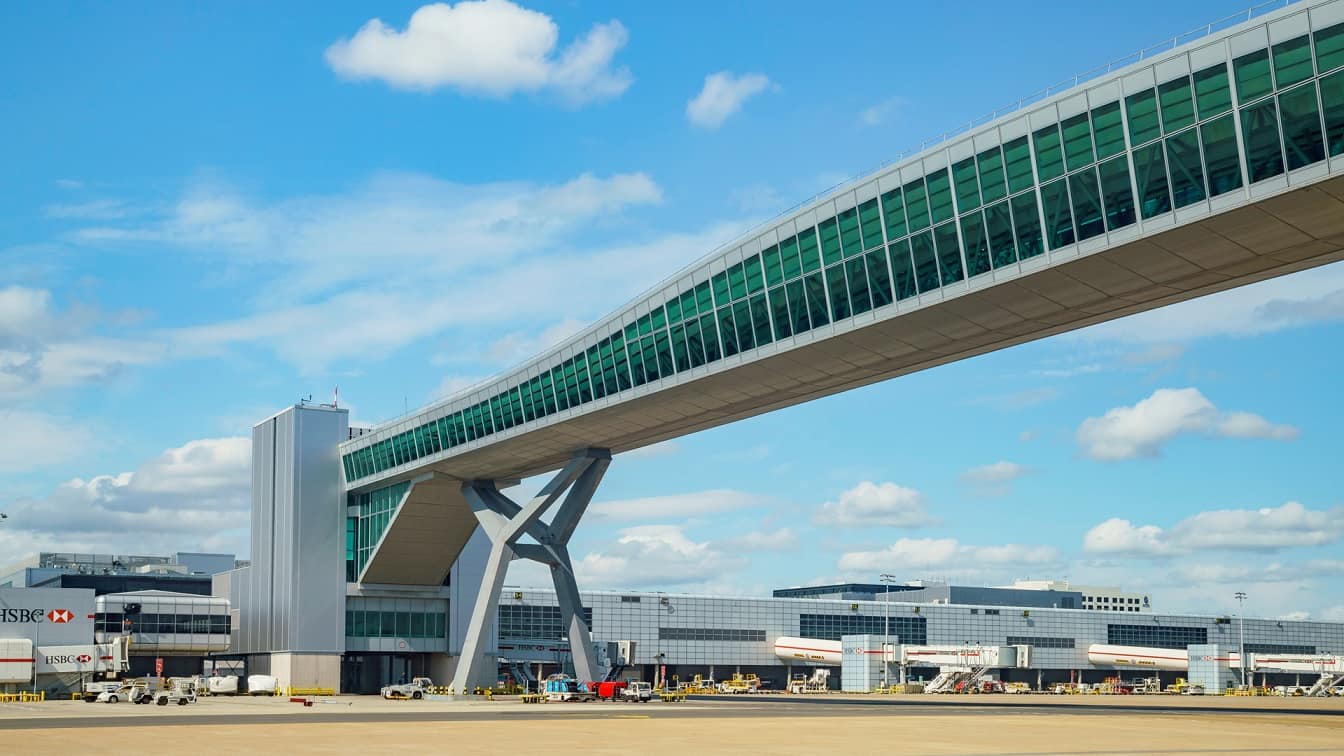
<box><xmin>334</xmin><ymin>386</ymin><xmax>339</xmax><ymax>408</ymax></box>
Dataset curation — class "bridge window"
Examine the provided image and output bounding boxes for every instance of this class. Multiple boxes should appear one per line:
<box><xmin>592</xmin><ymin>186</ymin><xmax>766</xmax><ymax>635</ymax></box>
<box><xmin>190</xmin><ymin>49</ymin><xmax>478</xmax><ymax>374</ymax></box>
<box><xmin>866</xmin><ymin>249</ymin><xmax>894</xmax><ymax>307</ymax></box>
<box><xmin>1006</xmin><ymin>636</ymin><xmax>1075</xmax><ymax>649</ymax></box>
<box><xmin>1133</xmin><ymin>143</ymin><xmax>1171</xmax><ymax>218</ymax></box>
<box><xmin>846</xmin><ymin>258</ymin><xmax>873</xmax><ymax>315</ymax></box>
<box><xmin>954</xmin><ymin>157</ymin><xmax>981</xmax><ymax>213</ymax></box>
<box><xmin>1319</xmin><ymin>23</ymin><xmax>1344</xmax><ymax>73</ymax></box>
<box><xmin>1245</xmin><ymin>643</ymin><xmax>1315</xmax><ymax>655</ymax></box>
<box><xmin>804</xmin><ymin>273</ymin><xmax>830</xmax><ymax>326</ymax></box>
<box><xmin>1107</xmin><ymin>624</ymin><xmax>1206</xmax><ymax>649</ymax></box>
<box><xmin>1273</xmin><ymin>35</ymin><xmax>1313</xmax><ymax>89</ymax></box>
<box><xmin>1091</xmin><ymin>101</ymin><xmax>1125</xmax><ymax>160</ymax></box>
<box><xmin>961</xmin><ymin>212</ymin><xmax>991</xmax><ymax>277</ymax></box>
<box><xmin>750</xmin><ymin>294</ymin><xmax>773</xmax><ymax>345</ymax></box>
<box><xmin>1199</xmin><ymin>115</ymin><xmax>1243</xmax><ymax>197</ymax></box>
<box><xmin>1069</xmin><ymin>169</ymin><xmax>1105</xmax><ymax>240</ymax></box>
<box><xmin>985</xmin><ymin>201</ymin><xmax>1016</xmax><ymax>267</ymax></box>
<box><xmin>819</xmin><ymin>217</ymin><xmax>844</xmax><ymax>266</ymax></box>
<box><xmin>1241</xmin><ymin>99</ymin><xmax>1286</xmax><ymax>182</ymax></box>
<box><xmin>927</xmin><ymin>169</ymin><xmax>955</xmax><ymax>225</ymax></box>
<box><xmin>1234</xmin><ymin>49</ymin><xmax>1274</xmax><ymax>104</ymax></box>
<box><xmin>1158</xmin><ymin>76</ymin><xmax>1196</xmax><ymax>133</ymax></box>
<box><xmin>1033</xmin><ymin>124</ymin><xmax>1065</xmax><ymax>181</ymax></box>
<box><xmin>904</xmin><ymin>178</ymin><xmax>931</xmax><ymax>232</ymax></box>
<box><xmin>1010</xmin><ymin>193</ymin><xmax>1043</xmax><ymax>259</ymax></box>
<box><xmin>881</xmin><ymin>188</ymin><xmax>907</xmax><ymax>240</ymax></box>
<box><xmin>1003</xmin><ymin>137</ymin><xmax>1034</xmax><ymax>193</ymax></box>
<box><xmin>744</xmin><ymin>254</ymin><xmax>765</xmax><ymax>294</ymax></box>
<box><xmin>728</xmin><ymin>262</ymin><xmax>748</xmax><ymax>300</ymax></box>
<box><xmin>684</xmin><ymin>318</ymin><xmax>706</xmax><ymax>366</ymax></box>
<box><xmin>838</xmin><ymin>207</ymin><xmax>863</xmax><ymax>256</ymax></box>
<box><xmin>1325</xmin><ymin>72</ymin><xmax>1344</xmax><ymax>157</ymax></box>
<box><xmin>783</xmin><ymin>280</ymin><xmax>807</xmax><ymax>334</ymax></box>
<box><xmin>769</xmin><ymin>287</ymin><xmax>792</xmax><ymax>338</ymax></box>
<box><xmin>1194</xmin><ymin>64</ymin><xmax>1232</xmax><ymax>120</ymax></box>
<box><xmin>1279</xmin><ymin>81</ymin><xmax>1326</xmax><ymax>171</ymax></box>
<box><xmin>1126</xmin><ymin>89</ymin><xmax>1161</xmax><ymax>146</ymax></box>
<box><xmin>1062</xmin><ymin>113</ymin><xmax>1095</xmax><ymax>171</ymax></box>
<box><xmin>889</xmin><ymin>240</ymin><xmax>917</xmax><ymax>300</ymax></box>
<box><xmin>933</xmin><ymin>223</ymin><xmax>964</xmax><ymax>284</ymax></box>
<box><xmin>700</xmin><ymin>313</ymin><xmax>722</xmax><ymax>361</ymax></box>
<box><xmin>977</xmin><ymin>147</ymin><xmax>1007</xmax><ymax>203</ymax></box>
<box><xmin>1040</xmin><ymin>179</ymin><xmax>1075</xmax><ymax>250</ymax></box>
<box><xmin>859</xmin><ymin>199</ymin><xmax>885</xmax><ymax>251</ymax></box>
<box><xmin>659</xmin><ymin>627</ymin><xmax>766</xmax><ymax>642</ymax></box>
<box><xmin>798</xmin><ymin>613</ymin><xmax>927</xmax><ymax>643</ymax></box>
<box><xmin>826</xmin><ymin>264</ymin><xmax>850</xmax><ymax>320</ymax></box>
<box><xmin>911</xmin><ymin>232</ymin><xmax>939</xmax><ymax>293</ymax></box>
<box><xmin>1165</xmin><ymin>130</ymin><xmax>1207</xmax><ymax>208</ymax></box>
<box><xmin>1098</xmin><ymin>156</ymin><xmax>1136</xmax><ymax>231</ymax></box>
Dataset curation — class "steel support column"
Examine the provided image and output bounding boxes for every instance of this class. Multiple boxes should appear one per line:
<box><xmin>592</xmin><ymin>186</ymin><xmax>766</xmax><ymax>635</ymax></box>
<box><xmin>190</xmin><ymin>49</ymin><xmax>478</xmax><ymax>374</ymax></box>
<box><xmin>450</xmin><ymin>448</ymin><xmax>611</xmax><ymax>694</ymax></box>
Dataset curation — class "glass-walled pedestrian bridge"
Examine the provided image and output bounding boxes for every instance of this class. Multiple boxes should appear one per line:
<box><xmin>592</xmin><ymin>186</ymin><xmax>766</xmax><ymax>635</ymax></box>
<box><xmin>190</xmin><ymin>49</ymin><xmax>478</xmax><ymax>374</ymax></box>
<box><xmin>342</xmin><ymin>1</ymin><xmax>1344</xmax><ymax>590</ymax></box>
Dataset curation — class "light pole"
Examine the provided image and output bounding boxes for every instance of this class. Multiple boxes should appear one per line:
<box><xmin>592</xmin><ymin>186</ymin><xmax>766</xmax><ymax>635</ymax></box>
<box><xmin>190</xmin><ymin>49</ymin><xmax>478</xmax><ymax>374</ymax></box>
<box><xmin>880</xmin><ymin>574</ymin><xmax>897</xmax><ymax>688</ymax></box>
<box><xmin>1234</xmin><ymin>592</ymin><xmax>1248</xmax><ymax>688</ymax></box>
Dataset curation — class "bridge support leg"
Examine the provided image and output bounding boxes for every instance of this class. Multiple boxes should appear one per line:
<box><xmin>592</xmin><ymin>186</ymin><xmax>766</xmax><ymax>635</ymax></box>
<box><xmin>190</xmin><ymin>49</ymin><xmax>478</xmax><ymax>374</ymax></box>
<box><xmin>451</xmin><ymin>448</ymin><xmax>611</xmax><ymax>694</ymax></box>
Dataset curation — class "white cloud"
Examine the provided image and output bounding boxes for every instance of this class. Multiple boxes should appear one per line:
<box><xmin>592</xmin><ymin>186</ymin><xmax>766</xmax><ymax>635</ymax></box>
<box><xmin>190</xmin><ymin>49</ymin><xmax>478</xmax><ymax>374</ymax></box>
<box><xmin>588</xmin><ymin>489</ymin><xmax>766</xmax><ymax>521</ymax></box>
<box><xmin>0</xmin><ymin>410</ymin><xmax>94</xmax><ymax>474</ymax></box>
<box><xmin>2</xmin><ymin>437</ymin><xmax>251</xmax><ymax>555</ymax></box>
<box><xmin>43</xmin><ymin>199</ymin><xmax>135</xmax><ymax>220</ymax></box>
<box><xmin>814</xmin><ymin>481</ymin><xmax>937</xmax><ymax>528</ymax></box>
<box><xmin>961</xmin><ymin>461</ymin><xmax>1030</xmax><ymax>493</ymax></box>
<box><xmin>838</xmin><ymin>537</ymin><xmax>1059</xmax><ymax>572</ymax></box>
<box><xmin>857</xmin><ymin>97</ymin><xmax>906</xmax><ymax>127</ymax></box>
<box><xmin>1076</xmin><ymin>387</ymin><xmax>1297</xmax><ymax>461</ymax></box>
<box><xmin>575</xmin><ymin>524</ymin><xmax>747</xmax><ymax>588</ymax></box>
<box><xmin>325</xmin><ymin>1</ymin><xmax>632</xmax><ymax>104</ymax></box>
<box><xmin>1321</xmin><ymin>606</ymin><xmax>1344</xmax><ymax>622</ymax></box>
<box><xmin>686</xmin><ymin>71</ymin><xmax>772</xmax><ymax>128</ymax></box>
<box><xmin>484</xmin><ymin>318</ymin><xmax>587</xmax><ymax>366</ymax></box>
<box><xmin>719</xmin><ymin>528</ymin><xmax>799</xmax><ymax>552</ymax></box>
<box><xmin>1078</xmin><ymin>261</ymin><xmax>1344</xmax><ymax>343</ymax></box>
<box><xmin>1083</xmin><ymin>501</ymin><xmax>1344</xmax><ymax>555</ymax></box>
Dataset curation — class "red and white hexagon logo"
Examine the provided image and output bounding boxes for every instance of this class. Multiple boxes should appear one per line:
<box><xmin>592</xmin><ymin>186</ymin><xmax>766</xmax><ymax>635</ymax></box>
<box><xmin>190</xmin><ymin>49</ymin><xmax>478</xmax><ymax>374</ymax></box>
<box><xmin>76</xmin><ymin>654</ymin><xmax>92</xmax><ymax>663</ymax></box>
<box><xmin>47</xmin><ymin>609</ymin><xmax>73</xmax><ymax>624</ymax></box>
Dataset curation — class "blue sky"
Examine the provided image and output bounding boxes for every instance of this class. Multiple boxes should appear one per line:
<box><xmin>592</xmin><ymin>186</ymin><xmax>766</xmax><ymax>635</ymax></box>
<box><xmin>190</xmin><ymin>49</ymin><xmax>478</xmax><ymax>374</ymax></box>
<box><xmin>3</xmin><ymin>0</ymin><xmax>1342</xmax><ymax>621</ymax></box>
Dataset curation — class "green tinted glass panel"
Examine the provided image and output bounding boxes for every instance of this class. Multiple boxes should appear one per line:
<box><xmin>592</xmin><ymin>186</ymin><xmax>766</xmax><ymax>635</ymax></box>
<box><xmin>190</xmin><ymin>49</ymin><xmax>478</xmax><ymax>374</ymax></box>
<box><xmin>977</xmin><ymin>147</ymin><xmax>1007</xmax><ymax>203</ymax></box>
<box><xmin>786</xmin><ymin>279</ymin><xmax>809</xmax><ymax>334</ymax></box>
<box><xmin>859</xmin><ymin>199</ymin><xmax>884</xmax><ymax>250</ymax></box>
<box><xmin>933</xmin><ymin>222</ymin><xmax>964</xmax><ymax>285</ymax></box>
<box><xmin>763</xmin><ymin>244</ymin><xmax>784</xmax><ymax>287</ymax></box>
<box><xmin>804</xmin><ymin>272</ymin><xmax>830</xmax><ymax>326</ymax></box>
<box><xmin>717</xmin><ymin>307</ymin><xmax>737</xmax><ymax>357</ymax></box>
<box><xmin>1273</xmin><ymin>35</ymin><xmax>1313</xmax><ymax>88</ymax></box>
<box><xmin>903</xmin><ymin>179</ymin><xmax>930</xmax><ymax>232</ymax></box>
<box><xmin>699</xmin><ymin>313</ymin><xmax>721</xmax><ymax>362</ymax></box>
<box><xmin>1193</xmin><ymin>64</ymin><xmax>1231</xmax><ymax>119</ymax></box>
<box><xmin>845</xmin><ymin>257</ymin><xmax>872</xmax><ymax>315</ymax></box>
<box><xmin>1010</xmin><ymin>192</ymin><xmax>1044</xmax><ymax>259</ymax></box>
<box><xmin>866</xmin><ymin>249</ymin><xmax>893</xmax><ymax>308</ymax></box>
<box><xmin>732</xmin><ymin>300</ymin><xmax>754</xmax><ymax>352</ymax></box>
<box><xmin>779</xmin><ymin>236</ymin><xmax>802</xmax><ymax>280</ymax></box>
<box><xmin>1324</xmin><ymin>71</ymin><xmax>1344</xmax><ymax>156</ymax></box>
<box><xmin>1068</xmin><ymin>169</ymin><xmax>1105</xmax><ymax>241</ymax></box>
<box><xmin>798</xmin><ymin>227</ymin><xmax>822</xmax><ymax>272</ymax></box>
<box><xmin>881</xmin><ymin>189</ymin><xmax>907</xmax><ymax>240</ymax></box>
<box><xmin>837</xmin><ymin>208</ymin><xmax>862</xmax><ymax>256</ymax></box>
<box><xmin>1158</xmin><ymin>76</ymin><xmax>1195</xmax><ymax>132</ymax></box>
<box><xmin>1003</xmin><ymin>137</ymin><xmax>1034</xmax><ymax>193</ymax></box>
<box><xmin>825</xmin><ymin>264</ymin><xmax>849</xmax><ymax>320</ymax></box>
<box><xmin>1097</xmin><ymin>156</ymin><xmax>1136</xmax><ymax>231</ymax></box>
<box><xmin>910</xmin><ymin>232</ymin><xmax>940</xmax><ymax>293</ymax></box>
<box><xmin>1040</xmin><ymin>179</ymin><xmax>1075</xmax><ymax>250</ymax></box>
<box><xmin>665</xmin><ymin>294</ymin><xmax>682</xmax><ymax>324</ymax></box>
<box><xmin>1061</xmin><ymin>113</ymin><xmax>1095</xmax><ymax>171</ymax></box>
<box><xmin>1032</xmin><ymin>124</ymin><xmax>1065</xmax><ymax>180</ymax></box>
<box><xmin>769</xmin><ymin>286</ymin><xmax>791</xmax><ymax>340</ymax></box>
<box><xmin>744</xmin><ymin>254</ymin><xmax>765</xmax><ymax>293</ymax></box>
<box><xmin>1200</xmin><ymin>114</ymin><xmax>1243</xmax><ymax>197</ymax></box>
<box><xmin>711</xmin><ymin>272</ymin><xmax>729</xmax><ymax>307</ymax></box>
<box><xmin>636</xmin><ymin>314</ymin><xmax>651</xmax><ymax>336</ymax></box>
<box><xmin>1165</xmin><ymin>130</ymin><xmax>1206</xmax><ymax>208</ymax></box>
<box><xmin>1318</xmin><ymin>23</ymin><xmax>1344</xmax><ymax>73</ymax></box>
<box><xmin>695</xmin><ymin>281</ymin><xmax>713</xmax><ymax>313</ymax></box>
<box><xmin>1133</xmin><ymin>142</ymin><xmax>1172</xmax><ymax>218</ymax></box>
<box><xmin>1125</xmin><ymin>89</ymin><xmax>1161</xmax><ymax>145</ymax></box>
<box><xmin>818</xmin><ymin>217</ymin><xmax>842</xmax><ymax>266</ymax></box>
<box><xmin>985</xmin><ymin>201</ymin><xmax>1016</xmax><ymax>268</ymax></box>
<box><xmin>670</xmin><ymin>325</ymin><xmax>690</xmax><ymax>372</ymax></box>
<box><xmin>1091</xmin><ymin>101</ymin><xmax>1125</xmax><ymax>159</ymax></box>
<box><xmin>1279</xmin><ymin>81</ymin><xmax>1326</xmax><ymax>170</ymax></box>
<box><xmin>1234</xmin><ymin>49</ymin><xmax>1273</xmax><ymax>103</ymax></box>
<box><xmin>1241</xmin><ymin>99</ymin><xmax>1285</xmax><ymax>182</ymax></box>
<box><xmin>655</xmin><ymin>330</ymin><xmax>676</xmax><ymax>376</ymax></box>
<box><xmin>889</xmin><ymin>240</ymin><xmax>917</xmax><ymax>300</ymax></box>
<box><xmin>749</xmin><ymin>293</ymin><xmax>771</xmax><ymax>346</ymax></box>
<box><xmin>961</xmin><ymin>212</ymin><xmax>991</xmax><ymax>277</ymax></box>
<box><xmin>650</xmin><ymin>305</ymin><xmax>666</xmax><ymax>330</ymax></box>
<box><xmin>684</xmin><ymin>318</ymin><xmax>705</xmax><ymax>366</ymax></box>
<box><xmin>680</xmin><ymin>289</ymin><xmax>697</xmax><ymax>319</ymax></box>
<box><xmin>926</xmin><ymin>169</ymin><xmax>954</xmax><ymax>224</ymax></box>
<box><xmin>953</xmin><ymin>157</ymin><xmax>981</xmax><ymax>212</ymax></box>
<box><xmin>727</xmin><ymin>263</ymin><xmax>747</xmax><ymax>300</ymax></box>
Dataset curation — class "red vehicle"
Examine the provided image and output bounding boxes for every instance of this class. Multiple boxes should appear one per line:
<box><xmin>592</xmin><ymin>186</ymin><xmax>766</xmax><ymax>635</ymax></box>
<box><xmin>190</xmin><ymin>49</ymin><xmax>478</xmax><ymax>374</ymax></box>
<box><xmin>590</xmin><ymin>680</ymin><xmax>629</xmax><ymax>701</ymax></box>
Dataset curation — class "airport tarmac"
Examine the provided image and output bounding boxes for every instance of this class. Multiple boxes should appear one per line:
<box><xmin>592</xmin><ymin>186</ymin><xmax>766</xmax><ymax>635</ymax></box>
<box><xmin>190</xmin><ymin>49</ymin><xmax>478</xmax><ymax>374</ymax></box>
<box><xmin>0</xmin><ymin>694</ymin><xmax>1340</xmax><ymax>754</ymax></box>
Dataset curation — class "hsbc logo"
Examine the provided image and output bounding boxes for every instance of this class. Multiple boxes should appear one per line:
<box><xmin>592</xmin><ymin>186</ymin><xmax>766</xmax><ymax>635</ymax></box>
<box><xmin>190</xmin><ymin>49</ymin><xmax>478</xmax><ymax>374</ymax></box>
<box><xmin>0</xmin><ymin>607</ymin><xmax>76</xmax><ymax>623</ymax></box>
<box><xmin>77</xmin><ymin>654</ymin><xmax>92</xmax><ymax>663</ymax></box>
<box><xmin>44</xmin><ymin>653</ymin><xmax>93</xmax><ymax>665</ymax></box>
<box><xmin>47</xmin><ymin>609</ymin><xmax>73</xmax><ymax>624</ymax></box>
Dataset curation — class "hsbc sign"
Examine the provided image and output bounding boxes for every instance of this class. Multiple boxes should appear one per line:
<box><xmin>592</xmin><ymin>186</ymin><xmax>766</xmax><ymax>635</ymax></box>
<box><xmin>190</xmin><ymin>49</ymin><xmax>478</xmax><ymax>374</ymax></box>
<box><xmin>0</xmin><ymin>608</ymin><xmax>74</xmax><ymax>624</ymax></box>
<box><xmin>0</xmin><ymin>587</ymin><xmax>96</xmax><ymax>647</ymax></box>
<box><xmin>36</xmin><ymin>645</ymin><xmax>106</xmax><ymax>674</ymax></box>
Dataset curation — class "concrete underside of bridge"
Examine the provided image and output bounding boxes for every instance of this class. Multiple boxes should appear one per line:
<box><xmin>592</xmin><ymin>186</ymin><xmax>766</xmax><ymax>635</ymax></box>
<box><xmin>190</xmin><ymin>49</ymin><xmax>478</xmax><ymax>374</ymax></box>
<box><xmin>357</xmin><ymin>173</ymin><xmax>1344</xmax><ymax>489</ymax></box>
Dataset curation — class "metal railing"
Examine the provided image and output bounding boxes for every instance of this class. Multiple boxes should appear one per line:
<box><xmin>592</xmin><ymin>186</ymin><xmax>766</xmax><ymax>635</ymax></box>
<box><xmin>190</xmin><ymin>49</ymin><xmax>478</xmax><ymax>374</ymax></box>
<box><xmin>357</xmin><ymin>0</ymin><xmax>1302</xmax><ymax>435</ymax></box>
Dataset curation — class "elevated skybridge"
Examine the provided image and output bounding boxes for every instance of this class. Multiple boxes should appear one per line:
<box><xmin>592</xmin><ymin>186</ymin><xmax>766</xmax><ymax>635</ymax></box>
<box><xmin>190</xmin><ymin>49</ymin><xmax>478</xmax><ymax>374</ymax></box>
<box><xmin>337</xmin><ymin>0</ymin><xmax>1344</xmax><ymax>691</ymax></box>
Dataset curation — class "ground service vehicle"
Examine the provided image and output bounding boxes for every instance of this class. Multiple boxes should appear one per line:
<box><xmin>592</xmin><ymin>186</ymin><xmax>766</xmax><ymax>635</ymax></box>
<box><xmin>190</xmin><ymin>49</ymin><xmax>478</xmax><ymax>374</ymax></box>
<box><xmin>82</xmin><ymin>681</ymin><xmax>121</xmax><ymax>702</ymax></box>
<box><xmin>544</xmin><ymin>674</ymin><xmax>593</xmax><ymax>702</ymax></box>
<box><xmin>381</xmin><ymin>677</ymin><xmax>434</xmax><ymax>699</ymax></box>
<box><xmin>620</xmin><ymin>681</ymin><xmax>653</xmax><ymax>702</ymax></box>
<box><xmin>154</xmin><ymin>679</ymin><xmax>197</xmax><ymax>706</ymax></box>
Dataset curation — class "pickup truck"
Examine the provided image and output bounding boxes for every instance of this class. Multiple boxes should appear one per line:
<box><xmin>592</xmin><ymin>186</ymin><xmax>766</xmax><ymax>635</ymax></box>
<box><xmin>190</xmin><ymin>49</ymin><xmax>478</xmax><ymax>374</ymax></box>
<box><xmin>381</xmin><ymin>677</ymin><xmax>435</xmax><ymax>699</ymax></box>
<box><xmin>619</xmin><ymin>681</ymin><xmax>654</xmax><ymax>702</ymax></box>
